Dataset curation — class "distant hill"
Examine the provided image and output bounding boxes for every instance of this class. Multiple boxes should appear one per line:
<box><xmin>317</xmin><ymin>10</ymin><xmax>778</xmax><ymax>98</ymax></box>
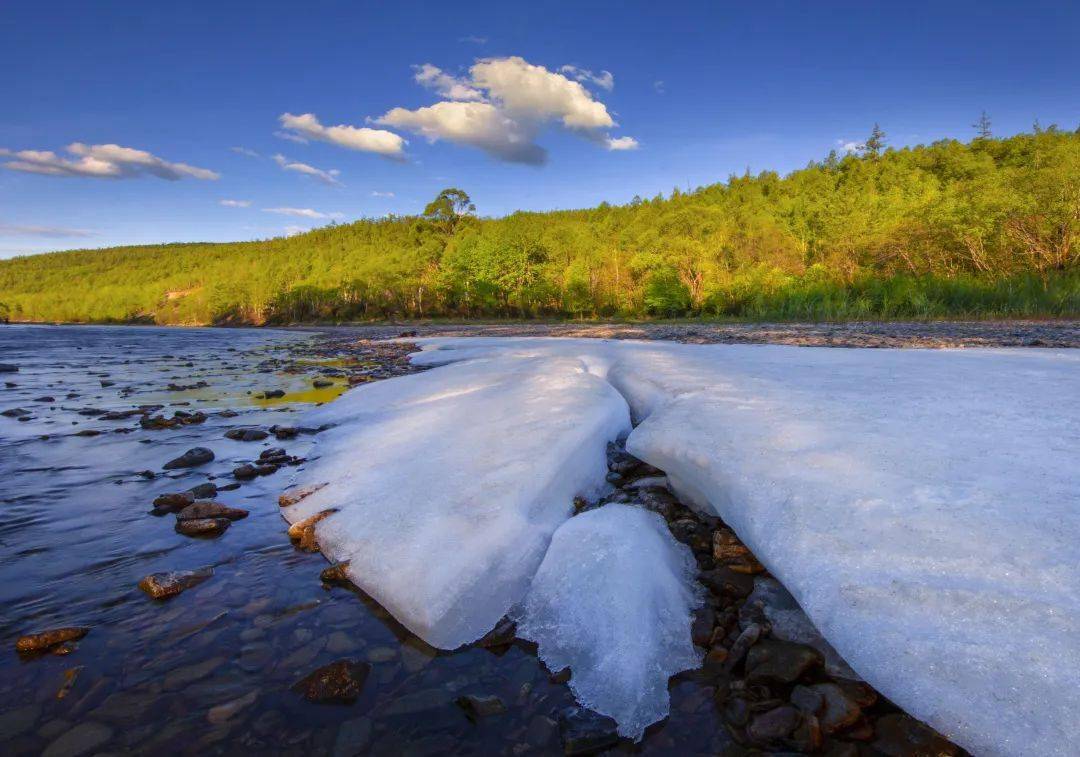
<box><xmin>2</xmin><ymin>129</ymin><xmax>1077</xmax><ymax>324</ymax></box>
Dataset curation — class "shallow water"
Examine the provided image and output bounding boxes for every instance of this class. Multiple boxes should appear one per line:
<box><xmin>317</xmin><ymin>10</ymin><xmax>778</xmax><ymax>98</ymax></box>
<box><xmin>0</xmin><ymin>325</ymin><xmax>729</xmax><ymax>755</ymax></box>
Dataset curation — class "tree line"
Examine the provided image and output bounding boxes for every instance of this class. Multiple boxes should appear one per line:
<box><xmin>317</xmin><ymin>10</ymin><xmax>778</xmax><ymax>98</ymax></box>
<box><xmin>1</xmin><ymin>125</ymin><xmax>1077</xmax><ymax>324</ymax></box>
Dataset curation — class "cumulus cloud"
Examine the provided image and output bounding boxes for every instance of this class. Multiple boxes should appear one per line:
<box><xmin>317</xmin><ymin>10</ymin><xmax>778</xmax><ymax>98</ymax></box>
<box><xmin>262</xmin><ymin>207</ymin><xmax>343</xmax><ymax>219</ymax></box>
<box><xmin>606</xmin><ymin>136</ymin><xmax>639</xmax><ymax>151</ymax></box>
<box><xmin>272</xmin><ymin>153</ymin><xmax>342</xmax><ymax>186</ymax></box>
<box><xmin>0</xmin><ymin>143</ymin><xmax>219</xmax><ymax>180</ymax></box>
<box><xmin>836</xmin><ymin>139</ymin><xmax>863</xmax><ymax>153</ymax></box>
<box><xmin>277</xmin><ymin>113</ymin><xmax>406</xmax><ymax>158</ymax></box>
<box><xmin>376</xmin><ymin>56</ymin><xmax>635</xmax><ymax>165</ymax></box>
<box><xmin>413</xmin><ymin>64</ymin><xmax>484</xmax><ymax>101</ymax></box>
<box><xmin>0</xmin><ymin>222</ymin><xmax>94</xmax><ymax>238</ymax></box>
<box><xmin>559</xmin><ymin>65</ymin><xmax>614</xmax><ymax>91</ymax></box>
<box><xmin>220</xmin><ymin>199</ymin><xmax>252</xmax><ymax>207</ymax></box>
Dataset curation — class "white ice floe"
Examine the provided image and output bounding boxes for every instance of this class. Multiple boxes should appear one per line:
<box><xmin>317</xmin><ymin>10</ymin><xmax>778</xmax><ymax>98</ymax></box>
<box><xmin>280</xmin><ymin>351</ymin><xmax>630</xmax><ymax>649</ymax></box>
<box><xmin>515</xmin><ymin>504</ymin><xmax>703</xmax><ymax>740</ymax></box>
<box><xmin>391</xmin><ymin>337</ymin><xmax>1080</xmax><ymax>756</ymax></box>
<box><xmin>285</xmin><ymin>337</ymin><xmax>1080</xmax><ymax>753</ymax></box>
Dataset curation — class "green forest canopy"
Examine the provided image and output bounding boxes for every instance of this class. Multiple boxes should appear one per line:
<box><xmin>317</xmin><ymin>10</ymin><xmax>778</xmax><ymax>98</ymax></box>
<box><xmin>1</xmin><ymin>126</ymin><xmax>1078</xmax><ymax>324</ymax></box>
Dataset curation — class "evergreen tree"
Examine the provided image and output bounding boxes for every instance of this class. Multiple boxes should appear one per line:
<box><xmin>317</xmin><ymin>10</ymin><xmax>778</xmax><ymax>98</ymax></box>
<box><xmin>864</xmin><ymin>123</ymin><xmax>887</xmax><ymax>156</ymax></box>
<box><xmin>973</xmin><ymin>111</ymin><xmax>992</xmax><ymax>139</ymax></box>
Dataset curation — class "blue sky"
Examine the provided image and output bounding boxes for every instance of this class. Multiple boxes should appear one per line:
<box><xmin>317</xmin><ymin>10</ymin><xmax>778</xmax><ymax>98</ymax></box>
<box><xmin>1</xmin><ymin>0</ymin><xmax>1077</xmax><ymax>258</ymax></box>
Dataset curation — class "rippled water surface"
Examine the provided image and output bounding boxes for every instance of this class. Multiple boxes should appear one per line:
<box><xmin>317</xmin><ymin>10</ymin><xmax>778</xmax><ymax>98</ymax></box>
<box><xmin>0</xmin><ymin>325</ymin><xmax>731</xmax><ymax>756</ymax></box>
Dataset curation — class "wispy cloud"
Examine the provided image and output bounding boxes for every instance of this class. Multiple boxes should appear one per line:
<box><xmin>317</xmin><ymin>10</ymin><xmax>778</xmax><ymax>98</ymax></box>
<box><xmin>458</xmin><ymin>35</ymin><xmax>487</xmax><ymax>45</ymax></box>
<box><xmin>220</xmin><ymin>199</ymin><xmax>252</xmax><ymax>208</ymax></box>
<box><xmin>277</xmin><ymin>113</ymin><xmax>406</xmax><ymax>159</ymax></box>
<box><xmin>262</xmin><ymin>207</ymin><xmax>343</xmax><ymax>219</ymax></box>
<box><xmin>231</xmin><ymin>146</ymin><xmax>260</xmax><ymax>158</ymax></box>
<box><xmin>0</xmin><ymin>143</ymin><xmax>218</xmax><ymax>180</ymax></box>
<box><xmin>272</xmin><ymin>153</ymin><xmax>342</xmax><ymax>186</ymax></box>
<box><xmin>371</xmin><ymin>190</ymin><xmax>395</xmax><ymax>198</ymax></box>
<box><xmin>0</xmin><ymin>222</ymin><xmax>95</xmax><ymax>238</ymax></box>
<box><xmin>559</xmin><ymin>65</ymin><xmax>615</xmax><ymax>91</ymax></box>
<box><xmin>653</xmin><ymin>80</ymin><xmax>666</xmax><ymax>95</ymax></box>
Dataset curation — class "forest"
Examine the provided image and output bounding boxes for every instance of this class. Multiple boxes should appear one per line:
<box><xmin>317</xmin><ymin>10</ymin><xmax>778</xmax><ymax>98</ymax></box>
<box><xmin>1</xmin><ymin>126</ymin><xmax>1078</xmax><ymax>324</ymax></box>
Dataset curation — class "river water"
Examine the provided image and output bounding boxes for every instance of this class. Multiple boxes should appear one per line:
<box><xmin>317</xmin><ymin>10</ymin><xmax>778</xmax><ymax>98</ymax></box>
<box><xmin>0</xmin><ymin>325</ymin><xmax>735</xmax><ymax>756</ymax></box>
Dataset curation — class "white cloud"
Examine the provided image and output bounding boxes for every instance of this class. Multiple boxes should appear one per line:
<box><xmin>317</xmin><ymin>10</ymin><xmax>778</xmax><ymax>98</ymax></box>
<box><xmin>378</xmin><ymin>100</ymin><xmax>546</xmax><ymax>165</ymax></box>
<box><xmin>274</xmin><ymin>130</ymin><xmax>309</xmax><ymax>144</ymax></box>
<box><xmin>0</xmin><ymin>143</ymin><xmax>219</xmax><ymax>180</ymax></box>
<box><xmin>272</xmin><ymin>153</ymin><xmax>342</xmax><ymax>186</ymax></box>
<box><xmin>220</xmin><ymin>199</ymin><xmax>252</xmax><ymax>207</ymax></box>
<box><xmin>458</xmin><ymin>35</ymin><xmax>487</xmax><ymax>45</ymax></box>
<box><xmin>277</xmin><ymin>113</ymin><xmax>406</xmax><ymax>158</ymax></box>
<box><xmin>413</xmin><ymin>64</ymin><xmax>484</xmax><ymax>101</ymax></box>
<box><xmin>371</xmin><ymin>190</ymin><xmax>395</xmax><ymax>198</ymax></box>
<box><xmin>836</xmin><ymin>139</ymin><xmax>863</xmax><ymax>153</ymax></box>
<box><xmin>653</xmin><ymin>80</ymin><xmax>666</xmax><ymax>95</ymax></box>
<box><xmin>559</xmin><ymin>65</ymin><xmax>615</xmax><ymax>91</ymax></box>
<box><xmin>231</xmin><ymin>146</ymin><xmax>260</xmax><ymax>158</ymax></box>
<box><xmin>376</xmin><ymin>56</ymin><xmax>633</xmax><ymax>165</ymax></box>
<box><xmin>262</xmin><ymin>207</ymin><xmax>343</xmax><ymax>219</ymax></box>
<box><xmin>606</xmin><ymin>136</ymin><xmax>639</xmax><ymax>151</ymax></box>
<box><xmin>0</xmin><ymin>222</ymin><xmax>94</xmax><ymax>238</ymax></box>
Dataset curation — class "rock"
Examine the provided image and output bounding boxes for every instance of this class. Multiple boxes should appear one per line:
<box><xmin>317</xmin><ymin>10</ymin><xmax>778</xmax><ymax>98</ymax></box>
<box><xmin>477</xmin><ymin>616</ymin><xmax>517</xmax><ymax>648</ymax></box>
<box><xmin>320</xmin><ymin>561</ymin><xmax>352</xmax><ymax>584</ymax></box>
<box><xmin>1</xmin><ymin>407</ymin><xmax>30</xmax><ymax>418</ymax></box>
<box><xmin>809</xmin><ymin>683</ymin><xmax>863</xmax><ymax>734</ymax></box>
<box><xmin>15</xmin><ymin>627</ymin><xmax>89</xmax><ymax>654</ymax></box>
<box><xmin>187</xmin><ymin>482</ymin><xmax>218</xmax><ymax>499</ymax></box>
<box><xmin>270</xmin><ymin>425</ymin><xmax>299</xmax><ymax>439</ymax></box>
<box><xmin>225</xmin><ymin>427</ymin><xmax>269</xmax><ymax>441</ymax></box>
<box><xmin>254</xmin><ymin>463</ymin><xmax>279</xmax><ymax>476</ymax></box>
<box><xmin>56</xmin><ymin>667</ymin><xmax>82</xmax><ymax>700</ymax></box>
<box><xmin>713</xmin><ymin>529</ymin><xmax>765</xmax><ymax>574</ymax></box>
<box><xmin>525</xmin><ymin>714</ymin><xmax>557</xmax><ymax>747</ymax></box>
<box><xmin>151</xmin><ymin>491</ymin><xmax>194</xmax><ymax>513</ymax></box>
<box><xmin>176</xmin><ymin>502</ymin><xmax>249</xmax><ymax>521</ymax></box>
<box><xmin>700</xmin><ymin>567</ymin><xmax>755</xmax><ymax>598</ymax></box>
<box><xmin>162</xmin><ymin>447</ymin><xmax>214</xmax><ymax>469</ymax></box>
<box><xmin>292</xmin><ymin>659</ymin><xmax>371</xmax><ymax>704</ymax></box>
<box><xmin>332</xmin><ymin>717</ymin><xmax>373</xmax><ymax>757</ymax></box>
<box><xmin>456</xmin><ymin>694</ymin><xmax>507</xmax><ymax>719</ymax></box>
<box><xmin>549</xmin><ymin>666</ymin><xmax>572</xmax><ymax>684</ymax></box>
<box><xmin>34</xmin><ymin>396</ymin><xmax>55</xmax><ymax>403</ymax></box>
<box><xmin>41</xmin><ymin>721</ymin><xmax>113</xmax><ymax>757</ymax></box>
<box><xmin>207</xmin><ymin>690</ymin><xmax>257</xmax><ymax>725</ymax></box>
<box><xmin>366</xmin><ymin>646</ymin><xmax>397</xmax><ymax>663</ymax></box>
<box><xmin>313</xmin><ymin>379</ymin><xmax>334</xmax><ymax>388</ymax></box>
<box><xmin>0</xmin><ymin>364</ymin><xmax>18</xmax><ymax>373</ymax></box>
<box><xmin>748</xmin><ymin>705</ymin><xmax>802</xmax><ymax>742</ymax></box>
<box><xmin>723</xmin><ymin>621</ymin><xmax>762</xmax><ymax>672</ymax></box>
<box><xmin>745</xmin><ymin>639</ymin><xmax>823</xmax><ymax>685</ymax></box>
<box><xmin>691</xmin><ymin>606</ymin><xmax>716</xmax><ymax>647</ymax></box>
<box><xmin>279</xmin><ymin>482</ymin><xmax>326</xmax><ymax>507</ymax></box>
<box><xmin>138</xmin><ymin>567</ymin><xmax>214</xmax><ymax>599</ymax></box>
<box><xmin>233</xmin><ymin>464</ymin><xmax>257</xmax><ymax>480</ymax></box>
<box><xmin>174</xmin><ymin>517</ymin><xmax>230</xmax><ymax>537</ymax></box>
<box><xmin>790</xmin><ymin>684</ymin><xmax>825</xmax><ymax>715</ymax></box>
<box><xmin>558</xmin><ymin>706</ymin><xmax>620</xmax><ymax>756</ymax></box>
<box><xmin>872</xmin><ymin>713</ymin><xmax>959</xmax><ymax>756</ymax></box>
<box><xmin>258</xmin><ymin>389</ymin><xmax>285</xmax><ymax>399</ymax></box>
<box><xmin>287</xmin><ymin>509</ymin><xmax>337</xmax><ymax>551</ymax></box>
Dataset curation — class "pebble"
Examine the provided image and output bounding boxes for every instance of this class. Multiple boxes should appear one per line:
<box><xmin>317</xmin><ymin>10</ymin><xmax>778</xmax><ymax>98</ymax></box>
<box><xmin>138</xmin><ymin>567</ymin><xmax>214</xmax><ymax>599</ymax></box>
<box><xmin>174</xmin><ymin>517</ymin><xmax>230</xmax><ymax>537</ymax></box>
<box><xmin>175</xmin><ymin>502</ymin><xmax>249</xmax><ymax>521</ymax></box>
<box><xmin>207</xmin><ymin>691</ymin><xmax>258</xmax><ymax>725</ymax></box>
<box><xmin>16</xmin><ymin>627</ymin><xmax>89</xmax><ymax>654</ymax></box>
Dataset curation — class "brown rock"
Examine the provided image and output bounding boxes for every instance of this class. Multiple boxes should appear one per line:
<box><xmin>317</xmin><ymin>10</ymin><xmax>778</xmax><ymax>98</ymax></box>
<box><xmin>15</xmin><ymin>627</ymin><xmax>89</xmax><ymax>654</ymax></box>
<box><xmin>138</xmin><ymin>567</ymin><xmax>214</xmax><ymax>599</ymax></box>
<box><xmin>292</xmin><ymin>659</ymin><xmax>371</xmax><ymax>704</ymax></box>
<box><xmin>871</xmin><ymin>713</ymin><xmax>958</xmax><ymax>756</ymax></box>
<box><xmin>320</xmin><ymin>562</ymin><xmax>352</xmax><ymax>584</ymax></box>
<box><xmin>748</xmin><ymin>705</ymin><xmax>801</xmax><ymax>742</ymax></box>
<box><xmin>279</xmin><ymin>482</ymin><xmax>327</xmax><ymax>507</ymax></box>
<box><xmin>700</xmin><ymin>567</ymin><xmax>755</xmax><ymax>598</ymax></box>
<box><xmin>152</xmin><ymin>491</ymin><xmax>195</xmax><ymax>512</ymax></box>
<box><xmin>174</xmin><ymin>517</ymin><xmax>230</xmax><ymax>537</ymax></box>
<box><xmin>713</xmin><ymin>529</ymin><xmax>765</xmax><ymax>574</ymax></box>
<box><xmin>456</xmin><ymin>694</ymin><xmax>507</xmax><ymax>719</ymax></box>
<box><xmin>176</xmin><ymin>502</ymin><xmax>249</xmax><ymax>521</ymax></box>
<box><xmin>810</xmin><ymin>683</ymin><xmax>863</xmax><ymax>735</ymax></box>
<box><xmin>745</xmin><ymin>639</ymin><xmax>822</xmax><ymax>684</ymax></box>
<box><xmin>288</xmin><ymin>509</ymin><xmax>337</xmax><ymax>552</ymax></box>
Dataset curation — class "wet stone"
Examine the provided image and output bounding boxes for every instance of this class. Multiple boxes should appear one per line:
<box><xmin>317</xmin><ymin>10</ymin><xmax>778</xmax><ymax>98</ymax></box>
<box><xmin>163</xmin><ymin>447</ymin><xmax>214</xmax><ymax>469</ymax></box>
<box><xmin>233</xmin><ymin>464</ymin><xmax>257</xmax><ymax>480</ymax></box>
<box><xmin>224</xmin><ymin>427</ymin><xmax>269</xmax><ymax>441</ymax></box>
<box><xmin>745</xmin><ymin>639</ymin><xmax>823</xmax><ymax>685</ymax></box>
<box><xmin>320</xmin><ymin>561</ymin><xmax>352</xmax><ymax>585</ymax></box>
<box><xmin>456</xmin><ymin>694</ymin><xmax>507</xmax><ymax>719</ymax></box>
<box><xmin>810</xmin><ymin>682</ymin><xmax>863</xmax><ymax>734</ymax></box>
<box><xmin>41</xmin><ymin>721</ymin><xmax>113</xmax><ymax>757</ymax></box>
<box><xmin>558</xmin><ymin>706</ymin><xmax>620</xmax><ymax>756</ymax></box>
<box><xmin>176</xmin><ymin>501</ymin><xmax>249</xmax><ymax>521</ymax></box>
<box><xmin>748</xmin><ymin>704</ymin><xmax>802</xmax><ymax>742</ymax></box>
<box><xmin>151</xmin><ymin>491</ymin><xmax>194</xmax><ymax>514</ymax></box>
<box><xmin>174</xmin><ymin>517</ymin><xmax>230</xmax><ymax>537</ymax></box>
<box><xmin>16</xmin><ymin>627</ymin><xmax>89</xmax><ymax>654</ymax></box>
<box><xmin>207</xmin><ymin>691</ymin><xmax>257</xmax><ymax>725</ymax></box>
<box><xmin>700</xmin><ymin>566</ymin><xmax>755</xmax><ymax>598</ymax></box>
<box><xmin>292</xmin><ymin>659</ymin><xmax>371</xmax><ymax>704</ymax></box>
<box><xmin>138</xmin><ymin>567</ymin><xmax>214</xmax><ymax>599</ymax></box>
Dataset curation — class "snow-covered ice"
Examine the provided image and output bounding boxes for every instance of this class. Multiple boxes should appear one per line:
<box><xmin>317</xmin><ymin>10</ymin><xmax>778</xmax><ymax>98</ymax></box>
<box><xmin>279</xmin><ymin>351</ymin><xmax>630</xmax><ymax>649</ymax></box>
<box><xmin>286</xmin><ymin>336</ymin><xmax>1080</xmax><ymax>754</ymax></box>
<box><xmin>515</xmin><ymin>504</ymin><xmax>703</xmax><ymax>740</ymax></box>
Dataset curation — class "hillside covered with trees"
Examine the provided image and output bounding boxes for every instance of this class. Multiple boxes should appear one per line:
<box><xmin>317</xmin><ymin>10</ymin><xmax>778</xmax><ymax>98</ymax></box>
<box><xmin>1</xmin><ymin>127</ymin><xmax>1078</xmax><ymax>324</ymax></box>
